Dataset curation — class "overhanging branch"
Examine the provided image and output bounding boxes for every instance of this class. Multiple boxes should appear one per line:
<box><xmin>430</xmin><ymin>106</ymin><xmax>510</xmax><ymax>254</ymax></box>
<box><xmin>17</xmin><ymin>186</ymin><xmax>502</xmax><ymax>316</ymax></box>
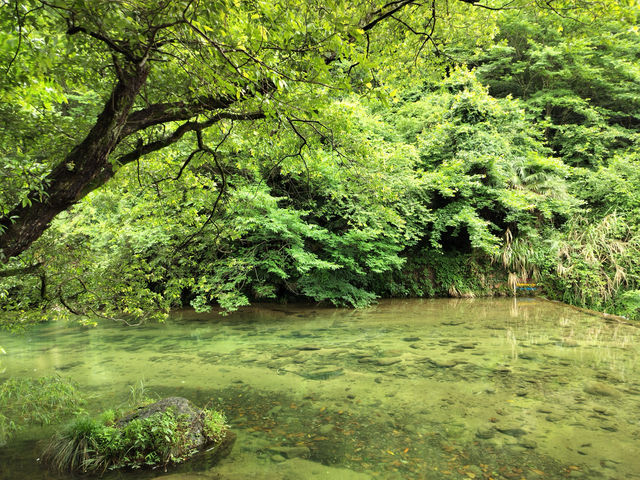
<box><xmin>117</xmin><ymin>110</ymin><xmax>264</xmax><ymax>168</ymax></box>
<box><xmin>0</xmin><ymin>263</ymin><xmax>43</xmax><ymax>278</ymax></box>
<box><xmin>362</xmin><ymin>0</ymin><xmax>420</xmax><ymax>32</ymax></box>
<box><xmin>85</xmin><ymin>110</ymin><xmax>264</xmax><ymax>194</ymax></box>
<box><xmin>120</xmin><ymin>80</ymin><xmax>275</xmax><ymax>139</ymax></box>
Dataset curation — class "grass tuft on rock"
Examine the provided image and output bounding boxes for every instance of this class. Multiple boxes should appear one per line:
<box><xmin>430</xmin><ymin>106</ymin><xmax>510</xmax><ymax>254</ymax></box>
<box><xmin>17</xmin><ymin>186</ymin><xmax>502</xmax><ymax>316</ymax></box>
<box><xmin>42</xmin><ymin>402</ymin><xmax>229</xmax><ymax>473</ymax></box>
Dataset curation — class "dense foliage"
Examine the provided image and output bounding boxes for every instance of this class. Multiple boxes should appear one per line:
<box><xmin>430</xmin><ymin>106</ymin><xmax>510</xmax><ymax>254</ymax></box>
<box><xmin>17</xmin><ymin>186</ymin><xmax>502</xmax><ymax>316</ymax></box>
<box><xmin>0</xmin><ymin>0</ymin><xmax>638</xmax><ymax>321</ymax></box>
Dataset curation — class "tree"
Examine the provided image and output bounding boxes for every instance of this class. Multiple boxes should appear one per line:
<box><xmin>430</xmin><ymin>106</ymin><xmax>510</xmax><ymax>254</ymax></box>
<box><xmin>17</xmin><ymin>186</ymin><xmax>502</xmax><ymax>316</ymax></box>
<box><xmin>0</xmin><ymin>0</ymin><xmax>418</xmax><ymax>260</ymax></box>
<box><xmin>0</xmin><ymin>0</ymin><xmax>581</xmax><ymax>262</ymax></box>
<box><xmin>462</xmin><ymin>6</ymin><xmax>640</xmax><ymax>167</ymax></box>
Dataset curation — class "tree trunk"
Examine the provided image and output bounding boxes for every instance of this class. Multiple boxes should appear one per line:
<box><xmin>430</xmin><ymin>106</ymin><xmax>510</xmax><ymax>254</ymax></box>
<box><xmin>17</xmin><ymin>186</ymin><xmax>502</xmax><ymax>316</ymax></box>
<box><xmin>0</xmin><ymin>66</ymin><xmax>149</xmax><ymax>262</ymax></box>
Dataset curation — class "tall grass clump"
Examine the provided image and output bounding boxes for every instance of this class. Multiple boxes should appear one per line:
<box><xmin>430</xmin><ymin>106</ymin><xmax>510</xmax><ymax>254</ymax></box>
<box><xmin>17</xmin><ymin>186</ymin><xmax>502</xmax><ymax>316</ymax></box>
<box><xmin>548</xmin><ymin>214</ymin><xmax>640</xmax><ymax>317</ymax></box>
<box><xmin>0</xmin><ymin>375</ymin><xmax>84</xmax><ymax>445</ymax></box>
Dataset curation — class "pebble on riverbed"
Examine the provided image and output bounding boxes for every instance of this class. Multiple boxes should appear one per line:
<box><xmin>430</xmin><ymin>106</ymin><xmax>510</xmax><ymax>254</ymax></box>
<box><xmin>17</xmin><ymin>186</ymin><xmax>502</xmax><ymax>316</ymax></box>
<box><xmin>268</xmin><ymin>446</ymin><xmax>311</xmax><ymax>459</ymax></box>
<box><xmin>476</xmin><ymin>427</ymin><xmax>495</xmax><ymax>439</ymax></box>
<box><xmin>583</xmin><ymin>382</ymin><xmax>621</xmax><ymax>397</ymax></box>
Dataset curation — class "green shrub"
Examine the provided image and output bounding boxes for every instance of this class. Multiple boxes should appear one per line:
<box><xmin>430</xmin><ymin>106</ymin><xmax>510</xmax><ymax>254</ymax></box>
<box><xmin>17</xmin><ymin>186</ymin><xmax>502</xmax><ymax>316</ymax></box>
<box><xmin>617</xmin><ymin>290</ymin><xmax>640</xmax><ymax>320</ymax></box>
<box><xmin>203</xmin><ymin>409</ymin><xmax>228</xmax><ymax>443</ymax></box>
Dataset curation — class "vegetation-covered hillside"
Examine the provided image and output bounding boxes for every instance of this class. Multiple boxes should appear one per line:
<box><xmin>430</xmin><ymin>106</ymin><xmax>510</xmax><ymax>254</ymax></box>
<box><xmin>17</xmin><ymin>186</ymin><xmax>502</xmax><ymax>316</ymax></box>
<box><xmin>1</xmin><ymin>0</ymin><xmax>639</xmax><ymax>324</ymax></box>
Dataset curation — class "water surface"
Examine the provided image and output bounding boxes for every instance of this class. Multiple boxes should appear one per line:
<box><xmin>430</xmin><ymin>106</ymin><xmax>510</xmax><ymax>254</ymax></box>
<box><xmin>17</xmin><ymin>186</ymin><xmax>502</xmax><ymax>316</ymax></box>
<box><xmin>1</xmin><ymin>298</ymin><xmax>639</xmax><ymax>480</ymax></box>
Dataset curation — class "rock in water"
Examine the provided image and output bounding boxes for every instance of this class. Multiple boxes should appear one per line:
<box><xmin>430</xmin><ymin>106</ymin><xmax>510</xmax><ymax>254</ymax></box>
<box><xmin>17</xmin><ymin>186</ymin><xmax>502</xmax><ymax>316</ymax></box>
<box><xmin>431</xmin><ymin>359</ymin><xmax>459</xmax><ymax>368</ymax></box>
<box><xmin>583</xmin><ymin>382</ymin><xmax>621</xmax><ymax>397</ymax></box>
<box><xmin>119</xmin><ymin>396</ymin><xmax>198</xmax><ymax>423</ymax></box>
<box><xmin>43</xmin><ymin>397</ymin><xmax>235</xmax><ymax>474</ymax></box>
<box><xmin>123</xmin><ymin>397</ymin><xmax>235</xmax><ymax>464</ymax></box>
<box><xmin>300</xmin><ymin>367</ymin><xmax>344</xmax><ymax>380</ymax></box>
<box><xmin>476</xmin><ymin>427</ymin><xmax>495</xmax><ymax>439</ymax></box>
<box><xmin>268</xmin><ymin>445</ymin><xmax>311</xmax><ymax>459</ymax></box>
<box><xmin>495</xmin><ymin>425</ymin><xmax>527</xmax><ymax>437</ymax></box>
<box><xmin>376</xmin><ymin>357</ymin><xmax>401</xmax><ymax>366</ymax></box>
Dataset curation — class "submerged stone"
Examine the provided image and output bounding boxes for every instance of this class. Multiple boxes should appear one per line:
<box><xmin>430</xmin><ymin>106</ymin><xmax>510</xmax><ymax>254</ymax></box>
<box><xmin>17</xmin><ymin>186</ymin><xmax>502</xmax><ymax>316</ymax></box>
<box><xmin>494</xmin><ymin>366</ymin><xmax>513</xmax><ymax>374</ymax></box>
<box><xmin>422</xmin><ymin>358</ymin><xmax>459</xmax><ymax>368</ymax></box>
<box><xmin>273</xmin><ymin>349</ymin><xmax>300</xmax><ymax>358</ymax></box>
<box><xmin>592</xmin><ymin>405</ymin><xmax>614</xmax><ymax>416</ymax></box>
<box><xmin>53</xmin><ymin>361</ymin><xmax>84</xmax><ymax>371</ymax></box>
<box><xmin>601</xmin><ymin>459</ymin><xmax>620</xmax><ymax>469</ymax></box>
<box><xmin>319</xmin><ymin>424</ymin><xmax>335</xmax><ymax>434</ymax></box>
<box><xmin>599</xmin><ymin>423</ymin><xmax>619</xmax><ymax>432</ymax></box>
<box><xmin>300</xmin><ymin>367</ymin><xmax>344</xmax><ymax>380</ymax></box>
<box><xmin>297</xmin><ymin>344</ymin><xmax>322</xmax><ymax>351</ymax></box>
<box><xmin>268</xmin><ymin>445</ymin><xmax>311</xmax><ymax>459</ymax></box>
<box><xmin>476</xmin><ymin>427</ymin><xmax>495</xmax><ymax>439</ymax></box>
<box><xmin>595</xmin><ymin>371</ymin><xmax>624</xmax><ymax>383</ymax></box>
<box><xmin>519</xmin><ymin>438</ymin><xmax>537</xmax><ymax>449</ymax></box>
<box><xmin>518</xmin><ymin>353</ymin><xmax>536</xmax><ymax>360</ymax></box>
<box><xmin>584</xmin><ymin>382</ymin><xmax>621</xmax><ymax>397</ymax></box>
<box><xmin>376</xmin><ymin>357</ymin><xmax>401</xmax><ymax>366</ymax></box>
<box><xmin>495</xmin><ymin>425</ymin><xmax>527</xmax><ymax>437</ymax></box>
<box><xmin>357</xmin><ymin>356</ymin><xmax>376</xmax><ymax>363</ymax></box>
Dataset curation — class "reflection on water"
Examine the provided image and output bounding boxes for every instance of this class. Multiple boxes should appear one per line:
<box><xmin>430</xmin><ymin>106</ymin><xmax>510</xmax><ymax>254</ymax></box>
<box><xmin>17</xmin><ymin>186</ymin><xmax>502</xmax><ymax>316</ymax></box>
<box><xmin>1</xmin><ymin>298</ymin><xmax>640</xmax><ymax>480</ymax></box>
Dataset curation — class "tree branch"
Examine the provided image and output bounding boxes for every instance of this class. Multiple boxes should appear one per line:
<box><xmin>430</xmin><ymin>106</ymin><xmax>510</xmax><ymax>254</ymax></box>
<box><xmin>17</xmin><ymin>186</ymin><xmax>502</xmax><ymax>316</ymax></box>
<box><xmin>0</xmin><ymin>263</ymin><xmax>43</xmax><ymax>278</ymax></box>
<box><xmin>362</xmin><ymin>0</ymin><xmax>420</xmax><ymax>32</ymax></box>
<box><xmin>457</xmin><ymin>0</ymin><xmax>519</xmax><ymax>11</ymax></box>
<box><xmin>119</xmin><ymin>80</ymin><xmax>275</xmax><ymax>139</ymax></box>
<box><xmin>66</xmin><ymin>25</ymin><xmax>140</xmax><ymax>63</ymax></box>
<box><xmin>173</xmin><ymin>126</ymin><xmax>233</xmax><ymax>252</ymax></box>
<box><xmin>120</xmin><ymin>95</ymin><xmax>235</xmax><ymax>138</ymax></box>
<box><xmin>86</xmin><ymin>110</ymin><xmax>264</xmax><ymax>195</ymax></box>
<box><xmin>117</xmin><ymin>111</ymin><xmax>264</xmax><ymax>168</ymax></box>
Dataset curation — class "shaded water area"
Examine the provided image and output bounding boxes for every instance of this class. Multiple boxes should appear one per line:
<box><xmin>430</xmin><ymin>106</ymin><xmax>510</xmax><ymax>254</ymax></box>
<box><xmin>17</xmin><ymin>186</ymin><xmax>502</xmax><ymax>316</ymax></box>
<box><xmin>1</xmin><ymin>298</ymin><xmax>639</xmax><ymax>480</ymax></box>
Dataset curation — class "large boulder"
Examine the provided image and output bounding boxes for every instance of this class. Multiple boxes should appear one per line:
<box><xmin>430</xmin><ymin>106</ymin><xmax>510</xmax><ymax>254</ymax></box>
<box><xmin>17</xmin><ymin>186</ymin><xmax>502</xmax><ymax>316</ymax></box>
<box><xmin>43</xmin><ymin>397</ymin><xmax>235</xmax><ymax>473</ymax></box>
<box><xmin>119</xmin><ymin>397</ymin><xmax>236</xmax><ymax>463</ymax></box>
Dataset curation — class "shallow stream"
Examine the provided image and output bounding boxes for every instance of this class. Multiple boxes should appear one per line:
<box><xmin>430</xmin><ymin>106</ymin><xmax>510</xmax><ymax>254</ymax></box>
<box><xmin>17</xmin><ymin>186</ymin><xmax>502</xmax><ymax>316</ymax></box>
<box><xmin>1</xmin><ymin>298</ymin><xmax>639</xmax><ymax>479</ymax></box>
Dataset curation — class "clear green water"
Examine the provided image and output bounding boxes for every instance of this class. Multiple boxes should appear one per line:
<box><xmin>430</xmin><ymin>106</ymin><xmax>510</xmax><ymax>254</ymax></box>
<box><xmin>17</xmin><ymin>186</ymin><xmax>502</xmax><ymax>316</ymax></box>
<box><xmin>1</xmin><ymin>298</ymin><xmax>639</xmax><ymax>480</ymax></box>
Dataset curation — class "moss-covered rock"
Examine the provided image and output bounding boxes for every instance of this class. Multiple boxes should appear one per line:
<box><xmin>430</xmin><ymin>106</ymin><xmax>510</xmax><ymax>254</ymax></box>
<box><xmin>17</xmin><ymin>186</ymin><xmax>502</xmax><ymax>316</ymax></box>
<box><xmin>42</xmin><ymin>397</ymin><xmax>234</xmax><ymax>474</ymax></box>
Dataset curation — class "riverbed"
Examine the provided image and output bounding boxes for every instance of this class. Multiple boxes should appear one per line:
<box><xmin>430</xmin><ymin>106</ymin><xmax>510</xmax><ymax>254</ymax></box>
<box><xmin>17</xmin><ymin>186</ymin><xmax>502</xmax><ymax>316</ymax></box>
<box><xmin>1</xmin><ymin>298</ymin><xmax>638</xmax><ymax>479</ymax></box>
